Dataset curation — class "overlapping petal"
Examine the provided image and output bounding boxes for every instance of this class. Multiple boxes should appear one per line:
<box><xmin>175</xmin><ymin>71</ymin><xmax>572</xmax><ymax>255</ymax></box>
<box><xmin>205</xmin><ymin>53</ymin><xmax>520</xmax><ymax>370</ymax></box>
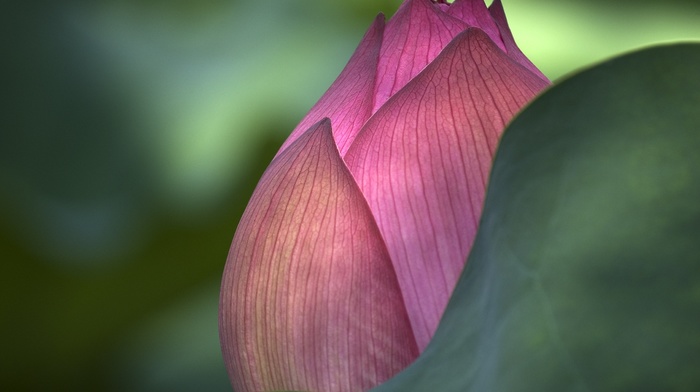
<box><xmin>372</xmin><ymin>0</ymin><xmax>468</xmax><ymax>112</ymax></box>
<box><xmin>447</xmin><ymin>0</ymin><xmax>504</xmax><ymax>50</ymax></box>
<box><xmin>220</xmin><ymin>119</ymin><xmax>418</xmax><ymax>392</ymax></box>
<box><xmin>344</xmin><ymin>28</ymin><xmax>549</xmax><ymax>351</ymax></box>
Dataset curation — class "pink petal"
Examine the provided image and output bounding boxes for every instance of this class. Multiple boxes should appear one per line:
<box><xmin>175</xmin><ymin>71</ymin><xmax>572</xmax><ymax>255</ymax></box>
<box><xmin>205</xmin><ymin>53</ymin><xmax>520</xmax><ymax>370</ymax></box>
<box><xmin>447</xmin><ymin>0</ymin><xmax>505</xmax><ymax>51</ymax></box>
<box><xmin>220</xmin><ymin>119</ymin><xmax>418</xmax><ymax>392</ymax></box>
<box><xmin>344</xmin><ymin>28</ymin><xmax>549</xmax><ymax>351</ymax></box>
<box><xmin>489</xmin><ymin>0</ymin><xmax>549</xmax><ymax>82</ymax></box>
<box><xmin>372</xmin><ymin>0</ymin><xmax>468</xmax><ymax>113</ymax></box>
<box><xmin>275</xmin><ymin>16</ymin><xmax>384</xmax><ymax>158</ymax></box>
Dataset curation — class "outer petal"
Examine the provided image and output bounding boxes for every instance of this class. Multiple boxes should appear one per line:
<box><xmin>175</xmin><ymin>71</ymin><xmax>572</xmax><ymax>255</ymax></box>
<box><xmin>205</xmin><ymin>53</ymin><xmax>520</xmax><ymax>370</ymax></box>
<box><xmin>276</xmin><ymin>16</ymin><xmax>385</xmax><ymax>157</ymax></box>
<box><xmin>372</xmin><ymin>0</ymin><xmax>467</xmax><ymax>113</ymax></box>
<box><xmin>488</xmin><ymin>0</ymin><xmax>549</xmax><ymax>82</ymax></box>
<box><xmin>220</xmin><ymin>119</ymin><xmax>418</xmax><ymax>392</ymax></box>
<box><xmin>344</xmin><ymin>29</ymin><xmax>549</xmax><ymax>351</ymax></box>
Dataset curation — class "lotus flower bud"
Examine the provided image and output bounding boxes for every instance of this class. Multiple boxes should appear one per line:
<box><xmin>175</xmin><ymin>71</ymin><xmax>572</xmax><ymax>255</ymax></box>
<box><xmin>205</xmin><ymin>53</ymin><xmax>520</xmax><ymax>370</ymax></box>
<box><xmin>220</xmin><ymin>1</ymin><xmax>550</xmax><ymax>391</ymax></box>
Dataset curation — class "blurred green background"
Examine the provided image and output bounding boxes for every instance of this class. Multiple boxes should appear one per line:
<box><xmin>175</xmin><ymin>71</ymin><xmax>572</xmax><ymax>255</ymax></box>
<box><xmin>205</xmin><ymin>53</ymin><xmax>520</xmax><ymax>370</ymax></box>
<box><xmin>2</xmin><ymin>0</ymin><xmax>699</xmax><ymax>390</ymax></box>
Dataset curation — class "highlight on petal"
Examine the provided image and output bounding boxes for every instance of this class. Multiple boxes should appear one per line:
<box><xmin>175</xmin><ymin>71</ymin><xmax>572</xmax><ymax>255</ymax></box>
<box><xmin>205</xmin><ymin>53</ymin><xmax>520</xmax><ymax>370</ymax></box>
<box><xmin>488</xmin><ymin>0</ymin><xmax>549</xmax><ymax>82</ymax></box>
<box><xmin>276</xmin><ymin>16</ymin><xmax>385</xmax><ymax>157</ymax></box>
<box><xmin>372</xmin><ymin>0</ymin><xmax>468</xmax><ymax>113</ymax></box>
<box><xmin>220</xmin><ymin>119</ymin><xmax>418</xmax><ymax>392</ymax></box>
<box><xmin>344</xmin><ymin>28</ymin><xmax>549</xmax><ymax>351</ymax></box>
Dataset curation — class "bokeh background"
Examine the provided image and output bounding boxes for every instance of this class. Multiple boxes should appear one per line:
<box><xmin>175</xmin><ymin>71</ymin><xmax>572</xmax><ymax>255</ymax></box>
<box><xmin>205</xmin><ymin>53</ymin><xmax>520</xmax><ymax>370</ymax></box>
<box><xmin>2</xmin><ymin>0</ymin><xmax>699</xmax><ymax>390</ymax></box>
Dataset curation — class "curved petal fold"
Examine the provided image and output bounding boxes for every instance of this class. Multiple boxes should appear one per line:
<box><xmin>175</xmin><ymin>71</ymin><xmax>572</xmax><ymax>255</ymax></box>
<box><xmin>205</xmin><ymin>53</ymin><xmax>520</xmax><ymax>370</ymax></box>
<box><xmin>277</xmin><ymin>16</ymin><xmax>385</xmax><ymax>157</ymax></box>
<box><xmin>344</xmin><ymin>28</ymin><xmax>549</xmax><ymax>351</ymax></box>
<box><xmin>220</xmin><ymin>119</ymin><xmax>418</xmax><ymax>392</ymax></box>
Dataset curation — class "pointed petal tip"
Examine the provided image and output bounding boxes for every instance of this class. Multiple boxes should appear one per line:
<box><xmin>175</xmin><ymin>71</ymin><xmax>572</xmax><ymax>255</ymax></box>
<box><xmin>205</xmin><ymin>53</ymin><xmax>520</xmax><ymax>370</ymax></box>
<box><xmin>487</xmin><ymin>0</ymin><xmax>550</xmax><ymax>82</ymax></box>
<box><xmin>373</xmin><ymin>0</ymin><xmax>470</xmax><ymax>112</ymax></box>
<box><xmin>275</xmin><ymin>15</ymin><xmax>385</xmax><ymax>158</ymax></box>
<box><xmin>444</xmin><ymin>0</ymin><xmax>505</xmax><ymax>51</ymax></box>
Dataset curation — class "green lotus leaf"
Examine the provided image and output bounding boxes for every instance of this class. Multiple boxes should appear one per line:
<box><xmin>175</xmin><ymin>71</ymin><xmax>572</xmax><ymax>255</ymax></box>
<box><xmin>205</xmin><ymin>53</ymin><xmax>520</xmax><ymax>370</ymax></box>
<box><xmin>375</xmin><ymin>43</ymin><xmax>700</xmax><ymax>392</ymax></box>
